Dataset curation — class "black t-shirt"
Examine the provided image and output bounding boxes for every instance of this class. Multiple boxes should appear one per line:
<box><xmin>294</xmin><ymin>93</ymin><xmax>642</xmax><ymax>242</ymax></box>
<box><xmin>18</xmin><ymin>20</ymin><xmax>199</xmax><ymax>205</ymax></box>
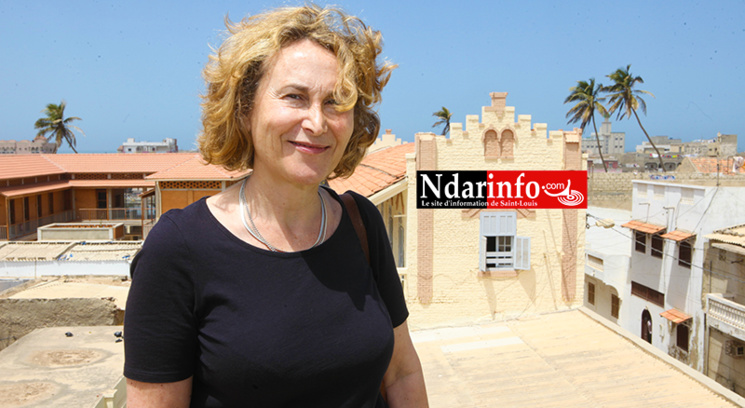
<box><xmin>124</xmin><ymin>190</ymin><xmax>408</xmax><ymax>407</ymax></box>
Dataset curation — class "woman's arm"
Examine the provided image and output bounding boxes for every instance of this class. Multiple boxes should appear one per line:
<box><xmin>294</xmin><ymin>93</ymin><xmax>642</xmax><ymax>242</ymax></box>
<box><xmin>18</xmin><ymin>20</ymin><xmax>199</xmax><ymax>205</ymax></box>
<box><xmin>382</xmin><ymin>321</ymin><xmax>429</xmax><ymax>407</ymax></box>
<box><xmin>126</xmin><ymin>377</ymin><xmax>193</xmax><ymax>408</ymax></box>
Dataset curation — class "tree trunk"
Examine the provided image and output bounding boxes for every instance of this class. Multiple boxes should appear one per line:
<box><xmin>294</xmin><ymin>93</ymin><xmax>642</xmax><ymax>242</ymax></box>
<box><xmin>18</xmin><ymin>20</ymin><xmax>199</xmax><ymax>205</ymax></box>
<box><xmin>633</xmin><ymin>109</ymin><xmax>665</xmax><ymax>172</ymax></box>
<box><xmin>591</xmin><ymin>116</ymin><xmax>608</xmax><ymax>172</ymax></box>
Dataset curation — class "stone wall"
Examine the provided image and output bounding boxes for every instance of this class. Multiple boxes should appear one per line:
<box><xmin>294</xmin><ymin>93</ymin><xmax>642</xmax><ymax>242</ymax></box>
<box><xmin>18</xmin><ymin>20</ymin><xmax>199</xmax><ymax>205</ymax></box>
<box><xmin>588</xmin><ymin>172</ymin><xmax>745</xmax><ymax>210</ymax></box>
<box><xmin>0</xmin><ymin>298</ymin><xmax>120</xmax><ymax>351</ymax></box>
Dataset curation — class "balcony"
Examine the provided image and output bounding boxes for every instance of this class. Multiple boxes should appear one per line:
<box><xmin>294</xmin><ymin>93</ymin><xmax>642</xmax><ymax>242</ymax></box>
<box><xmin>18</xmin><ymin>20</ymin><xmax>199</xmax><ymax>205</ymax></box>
<box><xmin>706</xmin><ymin>293</ymin><xmax>745</xmax><ymax>342</ymax></box>
<box><xmin>2</xmin><ymin>211</ymin><xmax>75</xmax><ymax>240</ymax></box>
<box><xmin>77</xmin><ymin>207</ymin><xmax>155</xmax><ymax>222</ymax></box>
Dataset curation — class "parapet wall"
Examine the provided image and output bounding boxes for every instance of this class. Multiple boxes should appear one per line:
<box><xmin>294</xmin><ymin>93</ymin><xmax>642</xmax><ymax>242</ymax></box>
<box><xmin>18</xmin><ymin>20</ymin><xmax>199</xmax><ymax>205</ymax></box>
<box><xmin>589</xmin><ymin>172</ymin><xmax>745</xmax><ymax>210</ymax></box>
<box><xmin>0</xmin><ymin>297</ymin><xmax>120</xmax><ymax>351</ymax></box>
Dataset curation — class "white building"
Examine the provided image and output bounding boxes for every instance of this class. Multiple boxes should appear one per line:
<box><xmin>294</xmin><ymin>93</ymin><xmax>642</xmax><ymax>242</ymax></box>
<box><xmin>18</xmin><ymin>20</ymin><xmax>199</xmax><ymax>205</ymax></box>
<box><xmin>118</xmin><ymin>138</ymin><xmax>178</xmax><ymax>153</ymax></box>
<box><xmin>619</xmin><ymin>180</ymin><xmax>745</xmax><ymax>372</ymax></box>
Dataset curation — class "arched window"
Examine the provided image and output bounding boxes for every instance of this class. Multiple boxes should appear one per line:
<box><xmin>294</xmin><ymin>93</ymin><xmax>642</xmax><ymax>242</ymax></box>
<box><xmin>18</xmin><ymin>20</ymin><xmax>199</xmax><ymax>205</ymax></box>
<box><xmin>501</xmin><ymin>129</ymin><xmax>514</xmax><ymax>159</ymax></box>
<box><xmin>484</xmin><ymin>129</ymin><xmax>499</xmax><ymax>159</ymax></box>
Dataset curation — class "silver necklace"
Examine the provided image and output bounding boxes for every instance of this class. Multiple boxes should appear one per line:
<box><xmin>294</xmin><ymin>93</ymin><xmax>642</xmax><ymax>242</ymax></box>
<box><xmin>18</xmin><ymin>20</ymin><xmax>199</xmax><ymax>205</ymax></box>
<box><xmin>239</xmin><ymin>177</ymin><xmax>327</xmax><ymax>252</ymax></box>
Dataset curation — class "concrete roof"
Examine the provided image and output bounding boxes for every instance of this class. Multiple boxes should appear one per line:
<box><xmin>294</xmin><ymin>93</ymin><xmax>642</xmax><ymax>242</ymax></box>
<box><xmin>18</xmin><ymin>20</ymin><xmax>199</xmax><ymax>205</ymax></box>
<box><xmin>416</xmin><ymin>308</ymin><xmax>743</xmax><ymax>407</ymax></box>
<box><xmin>8</xmin><ymin>279</ymin><xmax>130</xmax><ymax>309</ymax></box>
<box><xmin>0</xmin><ymin>308</ymin><xmax>740</xmax><ymax>407</ymax></box>
<box><xmin>0</xmin><ymin>242</ymin><xmax>140</xmax><ymax>262</ymax></box>
<box><xmin>0</xmin><ymin>326</ymin><xmax>124</xmax><ymax>408</ymax></box>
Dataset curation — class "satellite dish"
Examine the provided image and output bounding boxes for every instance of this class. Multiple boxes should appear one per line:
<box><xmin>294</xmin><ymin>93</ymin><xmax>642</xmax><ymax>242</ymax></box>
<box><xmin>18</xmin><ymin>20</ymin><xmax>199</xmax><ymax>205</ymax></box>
<box><xmin>733</xmin><ymin>156</ymin><xmax>744</xmax><ymax>173</ymax></box>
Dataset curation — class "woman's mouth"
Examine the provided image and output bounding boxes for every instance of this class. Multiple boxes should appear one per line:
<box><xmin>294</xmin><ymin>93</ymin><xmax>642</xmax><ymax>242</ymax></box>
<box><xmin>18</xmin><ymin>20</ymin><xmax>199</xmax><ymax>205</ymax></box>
<box><xmin>289</xmin><ymin>141</ymin><xmax>329</xmax><ymax>154</ymax></box>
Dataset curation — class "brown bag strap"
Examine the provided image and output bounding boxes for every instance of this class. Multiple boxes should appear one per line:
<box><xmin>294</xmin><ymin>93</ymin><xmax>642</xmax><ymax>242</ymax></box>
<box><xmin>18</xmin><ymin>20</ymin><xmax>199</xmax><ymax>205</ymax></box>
<box><xmin>340</xmin><ymin>192</ymin><xmax>370</xmax><ymax>264</ymax></box>
<box><xmin>341</xmin><ymin>192</ymin><xmax>385</xmax><ymax>400</ymax></box>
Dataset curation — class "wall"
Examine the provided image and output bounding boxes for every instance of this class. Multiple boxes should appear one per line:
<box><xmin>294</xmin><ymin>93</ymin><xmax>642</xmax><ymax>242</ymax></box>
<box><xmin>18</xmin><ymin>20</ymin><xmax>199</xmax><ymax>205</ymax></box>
<box><xmin>160</xmin><ymin>189</ymin><xmax>217</xmax><ymax>214</ymax></box>
<box><xmin>703</xmin><ymin>246</ymin><xmax>745</xmax><ymax>304</ymax></box>
<box><xmin>75</xmin><ymin>189</ymin><xmax>99</xmax><ymax>210</ymax></box>
<box><xmin>588</xmin><ymin>172</ymin><xmax>745</xmax><ymax>210</ymax></box>
<box><xmin>708</xmin><ymin>327</ymin><xmax>745</xmax><ymax>395</ymax></box>
<box><xmin>0</xmin><ymin>261</ymin><xmax>131</xmax><ymax>278</ymax></box>
<box><xmin>0</xmin><ymin>297</ymin><xmax>120</xmax><ymax>351</ymax></box>
<box><xmin>584</xmin><ymin>276</ymin><xmax>619</xmax><ymax>324</ymax></box>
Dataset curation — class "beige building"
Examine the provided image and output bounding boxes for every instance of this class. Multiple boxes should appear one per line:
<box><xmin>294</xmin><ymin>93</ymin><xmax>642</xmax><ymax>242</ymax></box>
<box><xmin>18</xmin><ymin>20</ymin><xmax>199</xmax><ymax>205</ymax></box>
<box><xmin>0</xmin><ymin>135</ymin><xmax>56</xmax><ymax>155</ymax></box>
<box><xmin>703</xmin><ymin>224</ymin><xmax>745</xmax><ymax>396</ymax></box>
<box><xmin>401</xmin><ymin>92</ymin><xmax>586</xmax><ymax>327</ymax></box>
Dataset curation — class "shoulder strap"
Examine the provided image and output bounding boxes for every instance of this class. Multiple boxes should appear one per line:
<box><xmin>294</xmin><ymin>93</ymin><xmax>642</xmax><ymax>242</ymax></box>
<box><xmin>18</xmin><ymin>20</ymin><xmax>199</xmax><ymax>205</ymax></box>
<box><xmin>340</xmin><ymin>192</ymin><xmax>370</xmax><ymax>265</ymax></box>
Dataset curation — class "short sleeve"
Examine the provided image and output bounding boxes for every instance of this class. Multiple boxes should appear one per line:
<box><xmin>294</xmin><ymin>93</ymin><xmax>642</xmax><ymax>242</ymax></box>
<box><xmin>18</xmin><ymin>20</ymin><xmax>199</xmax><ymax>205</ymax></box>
<box><xmin>123</xmin><ymin>213</ymin><xmax>198</xmax><ymax>383</ymax></box>
<box><xmin>350</xmin><ymin>192</ymin><xmax>409</xmax><ymax>328</ymax></box>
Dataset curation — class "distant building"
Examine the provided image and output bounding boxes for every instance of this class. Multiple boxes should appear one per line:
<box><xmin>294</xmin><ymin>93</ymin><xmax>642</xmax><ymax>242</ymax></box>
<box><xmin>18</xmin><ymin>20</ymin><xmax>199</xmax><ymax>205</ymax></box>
<box><xmin>635</xmin><ymin>136</ymin><xmax>683</xmax><ymax>155</ymax></box>
<box><xmin>633</xmin><ymin>133</ymin><xmax>737</xmax><ymax>159</ymax></box>
<box><xmin>0</xmin><ymin>135</ymin><xmax>56</xmax><ymax>155</ymax></box>
<box><xmin>684</xmin><ymin>133</ymin><xmax>738</xmax><ymax>158</ymax></box>
<box><xmin>118</xmin><ymin>138</ymin><xmax>178</xmax><ymax>153</ymax></box>
<box><xmin>582</xmin><ymin>119</ymin><xmax>625</xmax><ymax>157</ymax></box>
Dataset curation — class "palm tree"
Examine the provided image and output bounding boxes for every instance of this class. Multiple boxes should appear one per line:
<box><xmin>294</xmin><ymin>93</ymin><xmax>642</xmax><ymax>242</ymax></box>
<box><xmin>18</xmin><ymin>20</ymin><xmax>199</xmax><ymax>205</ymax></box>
<box><xmin>432</xmin><ymin>106</ymin><xmax>452</xmax><ymax>135</ymax></box>
<box><xmin>564</xmin><ymin>78</ymin><xmax>609</xmax><ymax>172</ymax></box>
<box><xmin>604</xmin><ymin>65</ymin><xmax>664</xmax><ymax>171</ymax></box>
<box><xmin>34</xmin><ymin>100</ymin><xmax>85</xmax><ymax>153</ymax></box>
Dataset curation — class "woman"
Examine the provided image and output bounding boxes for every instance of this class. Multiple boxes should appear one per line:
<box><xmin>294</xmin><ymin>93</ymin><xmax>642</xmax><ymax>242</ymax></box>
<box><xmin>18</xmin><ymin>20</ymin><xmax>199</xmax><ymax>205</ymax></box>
<box><xmin>124</xmin><ymin>5</ymin><xmax>428</xmax><ymax>407</ymax></box>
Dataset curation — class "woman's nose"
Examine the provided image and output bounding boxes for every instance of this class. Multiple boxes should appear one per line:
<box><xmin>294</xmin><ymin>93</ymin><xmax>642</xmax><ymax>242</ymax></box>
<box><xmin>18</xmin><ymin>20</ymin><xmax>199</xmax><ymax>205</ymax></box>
<box><xmin>303</xmin><ymin>104</ymin><xmax>328</xmax><ymax>136</ymax></box>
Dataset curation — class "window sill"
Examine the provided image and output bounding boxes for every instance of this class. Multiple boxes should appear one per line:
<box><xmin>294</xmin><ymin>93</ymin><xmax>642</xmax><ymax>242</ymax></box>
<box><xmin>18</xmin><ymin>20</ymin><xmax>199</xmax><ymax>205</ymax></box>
<box><xmin>479</xmin><ymin>270</ymin><xmax>518</xmax><ymax>278</ymax></box>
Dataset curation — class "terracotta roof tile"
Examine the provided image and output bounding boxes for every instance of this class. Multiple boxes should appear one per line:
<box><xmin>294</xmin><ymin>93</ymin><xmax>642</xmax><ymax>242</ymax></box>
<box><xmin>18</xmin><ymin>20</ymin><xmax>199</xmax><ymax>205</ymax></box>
<box><xmin>660</xmin><ymin>308</ymin><xmax>691</xmax><ymax>324</ymax></box>
<box><xmin>0</xmin><ymin>180</ymin><xmax>70</xmax><ymax>198</ymax></box>
<box><xmin>46</xmin><ymin>153</ymin><xmax>196</xmax><ymax>173</ymax></box>
<box><xmin>660</xmin><ymin>229</ymin><xmax>695</xmax><ymax>242</ymax></box>
<box><xmin>621</xmin><ymin>220</ymin><xmax>666</xmax><ymax>234</ymax></box>
<box><xmin>0</xmin><ymin>155</ymin><xmax>65</xmax><ymax>180</ymax></box>
<box><xmin>145</xmin><ymin>155</ymin><xmax>250</xmax><ymax>180</ymax></box>
<box><xmin>329</xmin><ymin>143</ymin><xmax>414</xmax><ymax>197</ymax></box>
<box><xmin>686</xmin><ymin>157</ymin><xmax>745</xmax><ymax>175</ymax></box>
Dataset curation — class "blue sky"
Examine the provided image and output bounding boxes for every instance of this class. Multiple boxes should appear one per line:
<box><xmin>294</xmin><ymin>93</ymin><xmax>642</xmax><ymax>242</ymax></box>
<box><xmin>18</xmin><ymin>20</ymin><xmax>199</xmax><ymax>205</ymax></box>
<box><xmin>1</xmin><ymin>0</ymin><xmax>744</xmax><ymax>154</ymax></box>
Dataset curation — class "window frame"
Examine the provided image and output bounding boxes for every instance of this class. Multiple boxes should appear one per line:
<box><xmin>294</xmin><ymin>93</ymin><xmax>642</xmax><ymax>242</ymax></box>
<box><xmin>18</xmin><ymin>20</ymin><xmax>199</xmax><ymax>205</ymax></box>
<box><xmin>651</xmin><ymin>234</ymin><xmax>664</xmax><ymax>258</ymax></box>
<box><xmin>676</xmin><ymin>322</ymin><xmax>690</xmax><ymax>352</ymax></box>
<box><xmin>479</xmin><ymin>211</ymin><xmax>530</xmax><ymax>271</ymax></box>
<box><xmin>588</xmin><ymin>282</ymin><xmax>596</xmax><ymax>305</ymax></box>
<box><xmin>611</xmin><ymin>294</ymin><xmax>620</xmax><ymax>318</ymax></box>
<box><xmin>635</xmin><ymin>230</ymin><xmax>647</xmax><ymax>253</ymax></box>
<box><xmin>679</xmin><ymin>241</ymin><xmax>692</xmax><ymax>268</ymax></box>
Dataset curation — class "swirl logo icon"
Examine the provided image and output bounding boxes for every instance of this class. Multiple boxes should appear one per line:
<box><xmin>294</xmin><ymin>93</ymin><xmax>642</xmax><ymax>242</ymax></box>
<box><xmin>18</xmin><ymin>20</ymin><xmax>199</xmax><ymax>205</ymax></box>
<box><xmin>542</xmin><ymin>179</ymin><xmax>585</xmax><ymax>207</ymax></box>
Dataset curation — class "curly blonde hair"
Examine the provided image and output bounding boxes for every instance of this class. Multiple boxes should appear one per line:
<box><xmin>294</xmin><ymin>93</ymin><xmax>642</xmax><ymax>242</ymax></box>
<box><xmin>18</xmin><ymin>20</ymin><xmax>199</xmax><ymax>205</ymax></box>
<box><xmin>198</xmin><ymin>4</ymin><xmax>395</xmax><ymax>179</ymax></box>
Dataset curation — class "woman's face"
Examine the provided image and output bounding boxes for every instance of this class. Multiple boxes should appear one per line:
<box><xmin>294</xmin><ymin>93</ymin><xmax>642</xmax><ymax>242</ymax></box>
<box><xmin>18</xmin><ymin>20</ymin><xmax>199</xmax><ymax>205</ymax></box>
<box><xmin>246</xmin><ymin>39</ymin><xmax>354</xmax><ymax>188</ymax></box>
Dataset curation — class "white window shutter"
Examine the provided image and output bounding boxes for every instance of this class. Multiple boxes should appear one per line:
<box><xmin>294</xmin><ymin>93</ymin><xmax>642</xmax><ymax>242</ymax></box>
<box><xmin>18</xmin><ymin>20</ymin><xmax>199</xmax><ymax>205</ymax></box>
<box><xmin>498</xmin><ymin>212</ymin><xmax>516</xmax><ymax>235</ymax></box>
<box><xmin>514</xmin><ymin>236</ymin><xmax>530</xmax><ymax>270</ymax></box>
<box><xmin>480</xmin><ymin>212</ymin><xmax>498</xmax><ymax>235</ymax></box>
<box><xmin>479</xmin><ymin>235</ymin><xmax>487</xmax><ymax>271</ymax></box>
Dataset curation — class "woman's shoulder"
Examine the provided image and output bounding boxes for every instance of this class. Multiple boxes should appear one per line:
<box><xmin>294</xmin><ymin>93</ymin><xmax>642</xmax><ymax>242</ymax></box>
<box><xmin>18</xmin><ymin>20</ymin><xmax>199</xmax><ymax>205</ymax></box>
<box><xmin>145</xmin><ymin>198</ymin><xmax>212</xmax><ymax>245</ymax></box>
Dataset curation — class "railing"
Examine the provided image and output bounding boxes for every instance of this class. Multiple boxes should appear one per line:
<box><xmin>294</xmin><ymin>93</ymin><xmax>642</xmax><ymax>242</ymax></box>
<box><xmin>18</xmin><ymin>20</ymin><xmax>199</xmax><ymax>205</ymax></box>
<box><xmin>4</xmin><ymin>211</ymin><xmax>75</xmax><ymax>240</ymax></box>
<box><xmin>142</xmin><ymin>219</ymin><xmax>156</xmax><ymax>240</ymax></box>
<box><xmin>78</xmin><ymin>207</ymin><xmax>155</xmax><ymax>221</ymax></box>
<box><xmin>707</xmin><ymin>293</ymin><xmax>745</xmax><ymax>341</ymax></box>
